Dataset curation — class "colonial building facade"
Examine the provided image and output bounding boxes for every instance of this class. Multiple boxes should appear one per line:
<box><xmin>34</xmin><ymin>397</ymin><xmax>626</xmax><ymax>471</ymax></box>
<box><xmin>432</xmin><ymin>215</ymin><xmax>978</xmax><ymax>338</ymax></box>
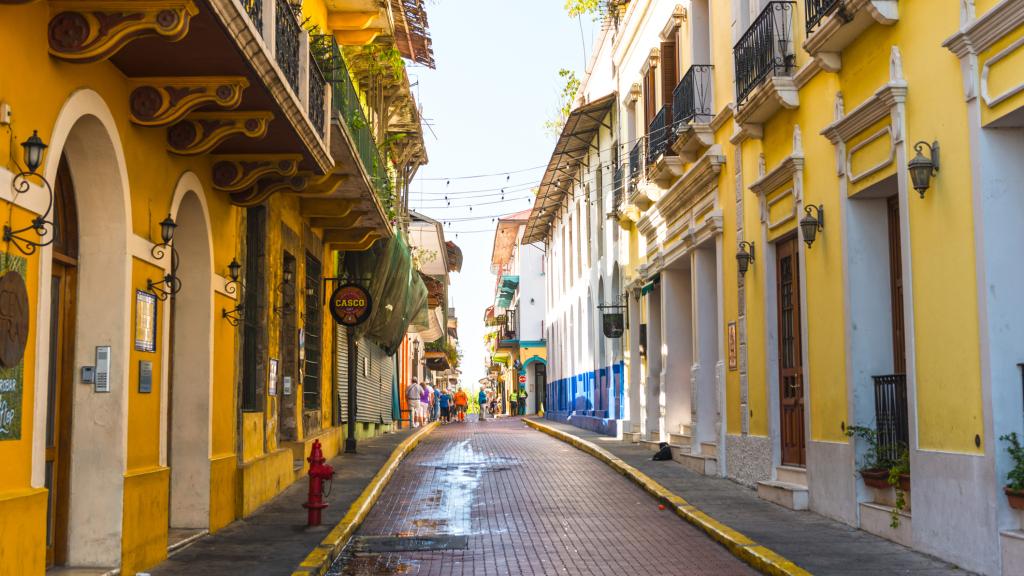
<box><xmin>0</xmin><ymin>0</ymin><xmax>438</xmax><ymax>573</ymax></box>
<box><xmin>525</xmin><ymin>1</ymin><xmax>1024</xmax><ymax>573</ymax></box>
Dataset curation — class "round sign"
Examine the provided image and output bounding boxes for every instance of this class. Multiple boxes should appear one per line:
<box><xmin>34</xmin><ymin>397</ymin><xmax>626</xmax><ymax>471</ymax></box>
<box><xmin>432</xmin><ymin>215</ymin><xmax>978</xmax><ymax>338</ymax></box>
<box><xmin>518</xmin><ymin>375</ymin><xmax>526</xmax><ymax>384</ymax></box>
<box><xmin>329</xmin><ymin>283</ymin><xmax>373</xmax><ymax>327</ymax></box>
<box><xmin>0</xmin><ymin>271</ymin><xmax>29</xmax><ymax>367</ymax></box>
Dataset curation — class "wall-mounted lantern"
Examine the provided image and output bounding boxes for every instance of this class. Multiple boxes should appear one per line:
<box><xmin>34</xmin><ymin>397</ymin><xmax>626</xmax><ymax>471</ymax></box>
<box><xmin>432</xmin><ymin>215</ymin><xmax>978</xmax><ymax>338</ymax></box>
<box><xmin>222</xmin><ymin>257</ymin><xmax>244</xmax><ymax>326</ymax></box>
<box><xmin>736</xmin><ymin>241</ymin><xmax>756</xmax><ymax>277</ymax></box>
<box><xmin>3</xmin><ymin>131</ymin><xmax>56</xmax><ymax>255</ymax></box>
<box><xmin>274</xmin><ymin>259</ymin><xmax>296</xmax><ymax>316</ymax></box>
<box><xmin>147</xmin><ymin>214</ymin><xmax>181</xmax><ymax>301</ymax></box>
<box><xmin>908</xmin><ymin>140</ymin><xmax>940</xmax><ymax>198</ymax></box>
<box><xmin>800</xmin><ymin>204</ymin><xmax>824</xmax><ymax>248</ymax></box>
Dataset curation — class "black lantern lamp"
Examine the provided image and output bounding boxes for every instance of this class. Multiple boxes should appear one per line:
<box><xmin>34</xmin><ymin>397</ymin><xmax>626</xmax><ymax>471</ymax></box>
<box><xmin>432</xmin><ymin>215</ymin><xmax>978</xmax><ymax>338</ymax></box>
<box><xmin>800</xmin><ymin>204</ymin><xmax>825</xmax><ymax>248</ymax></box>
<box><xmin>3</xmin><ymin>130</ymin><xmax>56</xmax><ymax>255</ymax></box>
<box><xmin>274</xmin><ymin>260</ymin><xmax>296</xmax><ymax>315</ymax></box>
<box><xmin>736</xmin><ymin>241</ymin><xmax>756</xmax><ymax>277</ymax></box>
<box><xmin>908</xmin><ymin>140</ymin><xmax>939</xmax><ymax>198</ymax></box>
<box><xmin>147</xmin><ymin>214</ymin><xmax>181</xmax><ymax>301</ymax></box>
<box><xmin>222</xmin><ymin>258</ymin><xmax>245</xmax><ymax>326</ymax></box>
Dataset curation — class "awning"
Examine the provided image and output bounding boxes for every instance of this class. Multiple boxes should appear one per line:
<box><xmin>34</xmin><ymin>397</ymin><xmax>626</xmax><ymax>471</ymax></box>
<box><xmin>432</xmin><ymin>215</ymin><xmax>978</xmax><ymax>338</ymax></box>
<box><xmin>495</xmin><ymin>275</ymin><xmax>519</xmax><ymax>308</ymax></box>
<box><xmin>640</xmin><ymin>274</ymin><xmax>661</xmax><ymax>296</ymax></box>
<box><xmin>522</xmin><ymin>93</ymin><xmax>616</xmax><ymax>245</ymax></box>
<box><xmin>344</xmin><ymin>231</ymin><xmax>427</xmax><ymax>354</ymax></box>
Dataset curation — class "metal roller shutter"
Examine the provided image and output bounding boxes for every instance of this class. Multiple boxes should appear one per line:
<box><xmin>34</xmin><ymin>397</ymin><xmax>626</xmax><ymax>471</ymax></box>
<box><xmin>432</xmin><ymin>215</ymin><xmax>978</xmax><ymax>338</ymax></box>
<box><xmin>335</xmin><ymin>323</ymin><xmax>348</xmax><ymax>422</ymax></box>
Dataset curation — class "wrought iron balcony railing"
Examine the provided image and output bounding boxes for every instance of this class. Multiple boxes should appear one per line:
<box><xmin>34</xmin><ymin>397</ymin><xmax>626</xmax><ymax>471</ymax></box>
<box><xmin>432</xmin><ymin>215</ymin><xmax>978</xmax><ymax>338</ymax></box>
<box><xmin>612</xmin><ymin>164</ymin><xmax>624</xmax><ymax>215</ymax></box>
<box><xmin>629</xmin><ymin>137</ymin><xmax>644</xmax><ymax>183</ymax></box>
<box><xmin>275</xmin><ymin>0</ymin><xmax>301</xmax><ymax>94</ymax></box>
<box><xmin>243</xmin><ymin>0</ymin><xmax>262</xmax><ymax>34</ymax></box>
<box><xmin>327</xmin><ymin>39</ymin><xmax>392</xmax><ymax>202</ymax></box>
<box><xmin>673</xmin><ymin>65</ymin><xmax>714</xmax><ymax>126</ymax></box>
<box><xmin>873</xmin><ymin>373</ymin><xmax>909</xmax><ymax>465</ymax></box>
<box><xmin>646</xmin><ymin>105</ymin><xmax>670</xmax><ymax>165</ymax></box>
<box><xmin>805</xmin><ymin>0</ymin><xmax>845</xmax><ymax>34</ymax></box>
<box><xmin>734</xmin><ymin>1</ymin><xmax>797</xmax><ymax>106</ymax></box>
<box><xmin>308</xmin><ymin>49</ymin><xmax>326</xmax><ymax>138</ymax></box>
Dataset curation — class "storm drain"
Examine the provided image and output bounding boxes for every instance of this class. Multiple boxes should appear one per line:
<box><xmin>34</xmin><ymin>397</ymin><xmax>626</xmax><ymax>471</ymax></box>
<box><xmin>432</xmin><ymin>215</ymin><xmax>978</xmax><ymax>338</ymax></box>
<box><xmin>350</xmin><ymin>535</ymin><xmax>469</xmax><ymax>554</ymax></box>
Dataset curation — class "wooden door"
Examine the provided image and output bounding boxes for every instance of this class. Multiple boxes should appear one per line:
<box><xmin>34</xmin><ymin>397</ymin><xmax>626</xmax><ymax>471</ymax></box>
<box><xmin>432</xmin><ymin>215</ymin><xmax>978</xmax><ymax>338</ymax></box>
<box><xmin>887</xmin><ymin>196</ymin><xmax>906</xmax><ymax>374</ymax></box>
<box><xmin>45</xmin><ymin>154</ymin><xmax>78</xmax><ymax>565</ymax></box>
<box><xmin>776</xmin><ymin>236</ymin><xmax>806</xmax><ymax>466</ymax></box>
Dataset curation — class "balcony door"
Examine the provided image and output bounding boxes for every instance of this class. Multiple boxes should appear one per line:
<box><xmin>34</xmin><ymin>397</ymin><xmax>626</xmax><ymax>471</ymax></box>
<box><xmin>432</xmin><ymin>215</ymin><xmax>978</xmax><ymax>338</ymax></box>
<box><xmin>776</xmin><ymin>235</ymin><xmax>805</xmax><ymax>466</ymax></box>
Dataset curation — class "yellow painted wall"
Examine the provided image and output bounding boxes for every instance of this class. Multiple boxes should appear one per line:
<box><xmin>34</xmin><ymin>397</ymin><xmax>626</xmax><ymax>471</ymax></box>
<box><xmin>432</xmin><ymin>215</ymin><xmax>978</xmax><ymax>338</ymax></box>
<box><xmin>0</xmin><ymin>488</ymin><xmax>46</xmax><ymax>575</ymax></box>
<box><xmin>209</xmin><ymin>454</ymin><xmax>238</xmax><ymax>533</ymax></box>
<box><xmin>128</xmin><ymin>259</ymin><xmax>165</xmax><ymax>471</ymax></box>
<box><xmin>121</xmin><ymin>467</ymin><xmax>169</xmax><ymax>576</ymax></box>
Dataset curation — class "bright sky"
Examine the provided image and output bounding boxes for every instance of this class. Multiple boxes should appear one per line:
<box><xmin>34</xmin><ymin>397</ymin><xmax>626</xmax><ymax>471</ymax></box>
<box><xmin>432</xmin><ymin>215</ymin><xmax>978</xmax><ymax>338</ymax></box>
<box><xmin>408</xmin><ymin>1</ymin><xmax>597</xmax><ymax>387</ymax></box>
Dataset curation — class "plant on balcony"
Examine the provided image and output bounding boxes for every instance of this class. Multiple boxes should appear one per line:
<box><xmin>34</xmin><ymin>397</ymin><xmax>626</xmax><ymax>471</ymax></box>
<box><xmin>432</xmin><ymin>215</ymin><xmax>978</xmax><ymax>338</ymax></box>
<box><xmin>445</xmin><ymin>341</ymin><xmax>461</xmax><ymax>370</ymax></box>
<box><xmin>1000</xmin><ymin>432</ymin><xmax>1024</xmax><ymax>510</ymax></box>
<box><xmin>887</xmin><ymin>448</ymin><xmax>910</xmax><ymax>529</ymax></box>
<box><xmin>424</xmin><ymin>338</ymin><xmax>446</xmax><ymax>353</ymax></box>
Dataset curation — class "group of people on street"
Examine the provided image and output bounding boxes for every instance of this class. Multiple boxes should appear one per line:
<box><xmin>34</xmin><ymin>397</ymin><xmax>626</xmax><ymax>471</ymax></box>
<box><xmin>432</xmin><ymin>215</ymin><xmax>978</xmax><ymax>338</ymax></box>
<box><xmin>405</xmin><ymin>377</ymin><xmax>470</xmax><ymax>426</ymax></box>
<box><xmin>405</xmin><ymin>378</ymin><xmax>532</xmax><ymax>426</ymax></box>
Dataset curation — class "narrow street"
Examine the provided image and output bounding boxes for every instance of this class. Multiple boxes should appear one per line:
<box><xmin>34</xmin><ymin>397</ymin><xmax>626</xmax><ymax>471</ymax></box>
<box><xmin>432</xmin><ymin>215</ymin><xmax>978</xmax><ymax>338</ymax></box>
<box><xmin>328</xmin><ymin>418</ymin><xmax>756</xmax><ymax>576</ymax></box>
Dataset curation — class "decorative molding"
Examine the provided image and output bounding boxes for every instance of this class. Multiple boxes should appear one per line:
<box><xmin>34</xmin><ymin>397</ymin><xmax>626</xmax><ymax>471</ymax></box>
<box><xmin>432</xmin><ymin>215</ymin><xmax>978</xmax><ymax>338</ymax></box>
<box><xmin>794</xmin><ymin>57</ymin><xmax>826</xmax><ymax>88</ymax></box>
<box><xmin>637</xmin><ymin>148</ymin><xmax>724</xmax><ymax>240</ymax></box>
<box><xmin>981</xmin><ymin>34</ymin><xmax>1024</xmax><ymax>107</ymax></box>
<box><xmin>802</xmin><ymin>0</ymin><xmax>899</xmax><ymax>71</ymax></box>
<box><xmin>48</xmin><ymin>1</ymin><xmax>198</xmax><ymax>62</ymax></box>
<box><xmin>626</xmin><ymin>82</ymin><xmax>642</xmax><ymax>105</ymax></box>
<box><xmin>846</xmin><ymin>125</ymin><xmax>895</xmax><ymax>183</ymax></box>
<box><xmin>166</xmin><ymin>111</ymin><xmax>272</xmax><ymax>155</ymax></box>
<box><xmin>943</xmin><ymin>0</ymin><xmax>1024</xmax><ymax>58</ymax></box>
<box><xmin>734</xmin><ymin>77</ymin><xmax>799</xmax><ymax>137</ymax></box>
<box><xmin>710</xmin><ymin>104</ymin><xmax>734</xmax><ymax>132</ymax></box>
<box><xmin>660</xmin><ymin>4</ymin><xmax>687</xmax><ymax>39</ymax></box>
<box><xmin>228</xmin><ymin>171</ymin><xmax>346</xmax><ymax>206</ymax></box>
<box><xmin>820</xmin><ymin>81</ymin><xmax>906</xmax><ymax>144</ymax></box>
<box><xmin>644</xmin><ymin>47</ymin><xmax>661</xmax><ymax>73</ymax></box>
<box><xmin>766</xmin><ymin>188</ymin><xmax>797</xmax><ymax>231</ymax></box>
<box><xmin>129</xmin><ymin>77</ymin><xmax>248</xmax><ymax>126</ymax></box>
<box><xmin>749</xmin><ymin>154</ymin><xmax>804</xmax><ymax>198</ymax></box>
<box><xmin>672</xmin><ymin>123</ymin><xmax>715</xmax><ymax>162</ymax></box>
<box><xmin>211</xmin><ymin>154</ymin><xmax>301</xmax><ymax>192</ymax></box>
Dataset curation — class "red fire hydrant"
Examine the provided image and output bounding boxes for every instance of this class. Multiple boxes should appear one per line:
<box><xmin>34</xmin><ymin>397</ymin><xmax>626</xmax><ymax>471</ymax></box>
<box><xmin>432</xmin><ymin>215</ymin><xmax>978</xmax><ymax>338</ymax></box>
<box><xmin>303</xmin><ymin>439</ymin><xmax>334</xmax><ymax>526</ymax></box>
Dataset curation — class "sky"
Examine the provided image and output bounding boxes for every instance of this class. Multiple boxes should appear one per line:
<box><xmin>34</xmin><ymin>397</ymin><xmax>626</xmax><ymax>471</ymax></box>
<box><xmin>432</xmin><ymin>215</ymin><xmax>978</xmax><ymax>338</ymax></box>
<box><xmin>408</xmin><ymin>1</ymin><xmax>597</xmax><ymax>387</ymax></box>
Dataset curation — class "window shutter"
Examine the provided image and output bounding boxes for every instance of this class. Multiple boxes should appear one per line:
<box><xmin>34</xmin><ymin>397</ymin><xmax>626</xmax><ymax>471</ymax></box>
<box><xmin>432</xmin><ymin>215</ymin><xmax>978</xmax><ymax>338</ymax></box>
<box><xmin>643</xmin><ymin>65</ymin><xmax>657</xmax><ymax>127</ymax></box>
<box><xmin>661</xmin><ymin>39</ymin><xmax>677</xmax><ymax>119</ymax></box>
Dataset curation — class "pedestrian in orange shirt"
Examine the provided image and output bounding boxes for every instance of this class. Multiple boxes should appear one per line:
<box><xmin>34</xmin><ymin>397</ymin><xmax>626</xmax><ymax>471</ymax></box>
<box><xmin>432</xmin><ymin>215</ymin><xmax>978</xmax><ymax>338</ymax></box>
<box><xmin>453</xmin><ymin>388</ymin><xmax>468</xmax><ymax>422</ymax></box>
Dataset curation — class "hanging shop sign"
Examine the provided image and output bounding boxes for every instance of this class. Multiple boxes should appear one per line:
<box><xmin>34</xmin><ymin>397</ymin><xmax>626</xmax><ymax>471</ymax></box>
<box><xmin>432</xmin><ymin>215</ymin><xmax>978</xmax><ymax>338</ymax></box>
<box><xmin>329</xmin><ymin>283</ymin><xmax>373</xmax><ymax>327</ymax></box>
<box><xmin>602</xmin><ymin>312</ymin><xmax>624</xmax><ymax>338</ymax></box>
<box><xmin>0</xmin><ymin>261</ymin><xmax>28</xmax><ymax>440</ymax></box>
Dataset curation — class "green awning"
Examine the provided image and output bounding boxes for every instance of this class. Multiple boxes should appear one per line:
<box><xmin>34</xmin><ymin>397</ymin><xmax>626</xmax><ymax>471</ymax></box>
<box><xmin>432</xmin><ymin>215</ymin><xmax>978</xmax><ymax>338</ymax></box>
<box><xmin>496</xmin><ymin>274</ymin><xmax>519</xmax><ymax>308</ymax></box>
<box><xmin>640</xmin><ymin>274</ymin><xmax>661</xmax><ymax>296</ymax></box>
<box><xmin>345</xmin><ymin>231</ymin><xmax>427</xmax><ymax>354</ymax></box>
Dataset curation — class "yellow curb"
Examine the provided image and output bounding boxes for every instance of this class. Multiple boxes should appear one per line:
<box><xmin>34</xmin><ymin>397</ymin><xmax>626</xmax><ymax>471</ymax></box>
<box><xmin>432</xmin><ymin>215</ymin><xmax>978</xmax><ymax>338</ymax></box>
<box><xmin>291</xmin><ymin>422</ymin><xmax>439</xmax><ymax>576</ymax></box>
<box><xmin>523</xmin><ymin>418</ymin><xmax>812</xmax><ymax>576</ymax></box>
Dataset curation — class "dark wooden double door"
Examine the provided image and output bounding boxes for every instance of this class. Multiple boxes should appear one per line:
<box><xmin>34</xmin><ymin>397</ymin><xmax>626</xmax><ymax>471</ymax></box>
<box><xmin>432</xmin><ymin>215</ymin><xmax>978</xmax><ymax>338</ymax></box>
<box><xmin>776</xmin><ymin>236</ymin><xmax>805</xmax><ymax>467</ymax></box>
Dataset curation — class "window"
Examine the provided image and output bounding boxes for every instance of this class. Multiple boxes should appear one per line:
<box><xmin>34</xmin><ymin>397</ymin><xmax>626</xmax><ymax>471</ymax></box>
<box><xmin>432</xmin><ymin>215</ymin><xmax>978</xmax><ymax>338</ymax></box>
<box><xmin>242</xmin><ymin>206</ymin><xmax>267</xmax><ymax>412</ymax></box>
<box><xmin>303</xmin><ymin>252</ymin><xmax>323</xmax><ymax>410</ymax></box>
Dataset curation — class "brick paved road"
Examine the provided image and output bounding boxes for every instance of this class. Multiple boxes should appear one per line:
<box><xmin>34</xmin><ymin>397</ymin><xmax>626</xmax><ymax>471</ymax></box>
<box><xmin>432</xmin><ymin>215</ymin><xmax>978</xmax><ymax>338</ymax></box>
<box><xmin>328</xmin><ymin>417</ymin><xmax>757</xmax><ymax>576</ymax></box>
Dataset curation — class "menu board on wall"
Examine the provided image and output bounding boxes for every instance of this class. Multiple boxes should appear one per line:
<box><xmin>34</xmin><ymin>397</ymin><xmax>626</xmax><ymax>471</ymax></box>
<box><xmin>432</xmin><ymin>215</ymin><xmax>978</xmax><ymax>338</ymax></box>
<box><xmin>135</xmin><ymin>290</ymin><xmax>158</xmax><ymax>352</ymax></box>
<box><xmin>0</xmin><ymin>254</ymin><xmax>27</xmax><ymax>441</ymax></box>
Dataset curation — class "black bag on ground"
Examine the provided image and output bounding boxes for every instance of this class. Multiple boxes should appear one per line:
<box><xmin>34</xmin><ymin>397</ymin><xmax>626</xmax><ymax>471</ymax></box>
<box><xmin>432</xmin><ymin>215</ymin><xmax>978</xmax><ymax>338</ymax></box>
<box><xmin>652</xmin><ymin>442</ymin><xmax>672</xmax><ymax>461</ymax></box>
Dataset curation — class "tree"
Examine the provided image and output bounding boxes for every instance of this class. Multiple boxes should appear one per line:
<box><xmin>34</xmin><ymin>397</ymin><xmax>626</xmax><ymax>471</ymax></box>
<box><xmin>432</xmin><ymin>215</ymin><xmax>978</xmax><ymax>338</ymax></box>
<box><xmin>544</xmin><ymin>69</ymin><xmax>581</xmax><ymax>137</ymax></box>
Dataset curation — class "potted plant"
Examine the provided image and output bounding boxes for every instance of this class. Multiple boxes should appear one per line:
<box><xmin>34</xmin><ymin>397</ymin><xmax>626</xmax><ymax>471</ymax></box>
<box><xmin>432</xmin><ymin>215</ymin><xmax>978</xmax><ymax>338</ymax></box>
<box><xmin>845</xmin><ymin>425</ymin><xmax>895</xmax><ymax>489</ymax></box>
<box><xmin>1000</xmin><ymin>432</ymin><xmax>1024</xmax><ymax>510</ymax></box>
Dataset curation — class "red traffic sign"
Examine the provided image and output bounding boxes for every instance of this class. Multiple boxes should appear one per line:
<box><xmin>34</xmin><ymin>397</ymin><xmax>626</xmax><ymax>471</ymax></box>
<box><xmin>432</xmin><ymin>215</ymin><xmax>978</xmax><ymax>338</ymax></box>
<box><xmin>518</xmin><ymin>375</ymin><xmax>526</xmax><ymax>383</ymax></box>
<box><xmin>329</xmin><ymin>283</ymin><xmax>372</xmax><ymax>327</ymax></box>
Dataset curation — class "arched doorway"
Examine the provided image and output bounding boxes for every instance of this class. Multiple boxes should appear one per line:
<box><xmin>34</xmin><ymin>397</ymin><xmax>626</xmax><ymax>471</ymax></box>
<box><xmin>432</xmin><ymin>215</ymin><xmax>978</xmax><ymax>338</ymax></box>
<box><xmin>44</xmin><ymin>152</ymin><xmax>79</xmax><ymax>566</ymax></box>
<box><xmin>45</xmin><ymin>93</ymin><xmax>133</xmax><ymax>568</ymax></box>
<box><xmin>167</xmin><ymin>184</ymin><xmax>213</xmax><ymax>534</ymax></box>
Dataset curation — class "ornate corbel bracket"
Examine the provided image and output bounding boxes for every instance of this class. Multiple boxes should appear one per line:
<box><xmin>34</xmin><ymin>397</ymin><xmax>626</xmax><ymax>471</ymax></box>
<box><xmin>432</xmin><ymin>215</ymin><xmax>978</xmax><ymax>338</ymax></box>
<box><xmin>130</xmin><ymin>77</ymin><xmax>249</xmax><ymax>126</ymax></box>
<box><xmin>166</xmin><ymin>111</ymin><xmax>272</xmax><ymax>155</ymax></box>
<box><xmin>229</xmin><ymin>173</ymin><xmax>311</xmax><ymax>207</ymax></box>
<box><xmin>211</xmin><ymin>154</ymin><xmax>301</xmax><ymax>192</ymax></box>
<box><xmin>48</xmin><ymin>1</ymin><xmax>199</xmax><ymax>63</ymax></box>
<box><xmin>297</xmin><ymin>172</ymin><xmax>349</xmax><ymax>197</ymax></box>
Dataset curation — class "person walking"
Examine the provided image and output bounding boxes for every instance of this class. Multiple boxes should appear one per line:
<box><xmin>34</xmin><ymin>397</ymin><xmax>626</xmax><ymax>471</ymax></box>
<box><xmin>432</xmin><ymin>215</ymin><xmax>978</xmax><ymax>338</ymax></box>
<box><xmin>432</xmin><ymin>386</ymin><xmax>442</xmax><ymax>422</ymax></box>
<box><xmin>518</xmin><ymin>386</ymin><xmax>528</xmax><ymax>416</ymax></box>
<box><xmin>477</xmin><ymin>388</ymin><xmax>488</xmax><ymax>421</ymax></box>
<box><xmin>508</xmin><ymin>387</ymin><xmax>518</xmax><ymax>417</ymax></box>
<box><xmin>454</xmin><ymin>387</ymin><xmax>468</xmax><ymax>422</ymax></box>
<box><xmin>406</xmin><ymin>377</ymin><xmax>424</xmax><ymax>427</ymax></box>
<box><xmin>439</xmin><ymin>387</ymin><xmax>451</xmax><ymax>423</ymax></box>
<box><xmin>420</xmin><ymin>382</ymin><xmax>432</xmax><ymax>424</ymax></box>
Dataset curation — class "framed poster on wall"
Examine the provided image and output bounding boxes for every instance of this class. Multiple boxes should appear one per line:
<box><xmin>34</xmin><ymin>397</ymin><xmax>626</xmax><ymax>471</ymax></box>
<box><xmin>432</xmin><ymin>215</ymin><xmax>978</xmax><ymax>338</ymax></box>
<box><xmin>134</xmin><ymin>290</ymin><xmax>157</xmax><ymax>352</ymax></box>
<box><xmin>269</xmin><ymin>358</ymin><xmax>278</xmax><ymax>396</ymax></box>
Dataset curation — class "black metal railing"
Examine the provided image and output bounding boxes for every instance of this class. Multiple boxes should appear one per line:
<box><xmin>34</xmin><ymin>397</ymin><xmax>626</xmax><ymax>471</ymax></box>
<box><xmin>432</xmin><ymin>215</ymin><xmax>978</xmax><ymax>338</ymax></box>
<box><xmin>629</xmin><ymin>137</ymin><xmax>644</xmax><ymax>183</ymax></box>
<box><xmin>243</xmin><ymin>0</ymin><xmax>262</xmax><ymax>34</ymax></box>
<box><xmin>646</xmin><ymin>106</ymin><xmax>670</xmax><ymax>165</ymax></box>
<box><xmin>499</xmin><ymin>308</ymin><xmax>519</xmax><ymax>342</ymax></box>
<box><xmin>275</xmin><ymin>0</ymin><xmax>301</xmax><ymax>94</ymax></box>
<box><xmin>308</xmin><ymin>48</ymin><xmax>326</xmax><ymax>137</ymax></box>
<box><xmin>873</xmin><ymin>373</ymin><xmax>909</xmax><ymax>465</ymax></box>
<box><xmin>673</xmin><ymin>65</ymin><xmax>714</xmax><ymax>126</ymax></box>
<box><xmin>734</xmin><ymin>1</ymin><xmax>796</xmax><ymax>106</ymax></box>
<box><xmin>805</xmin><ymin>0</ymin><xmax>844</xmax><ymax>34</ymax></box>
<box><xmin>612</xmin><ymin>164</ymin><xmax>624</xmax><ymax>214</ymax></box>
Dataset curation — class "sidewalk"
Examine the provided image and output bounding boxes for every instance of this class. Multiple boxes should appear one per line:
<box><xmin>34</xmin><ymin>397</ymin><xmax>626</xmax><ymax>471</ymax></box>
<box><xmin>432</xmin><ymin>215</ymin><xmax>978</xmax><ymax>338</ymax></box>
<box><xmin>149</xmin><ymin>427</ymin><xmax>415</xmax><ymax>576</ymax></box>
<box><xmin>532</xmin><ymin>418</ymin><xmax>969</xmax><ymax>575</ymax></box>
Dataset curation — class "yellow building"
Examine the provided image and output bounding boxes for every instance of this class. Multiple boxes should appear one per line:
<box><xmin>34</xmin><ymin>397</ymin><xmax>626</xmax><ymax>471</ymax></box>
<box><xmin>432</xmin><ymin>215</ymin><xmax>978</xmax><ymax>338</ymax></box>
<box><xmin>528</xmin><ymin>1</ymin><xmax>1024</xmax><ymax>573</ymax></box>
<box><xmin>0</xmin><ymin>0</ymin><xmax>432</xmax><ymax>573</ymax></box>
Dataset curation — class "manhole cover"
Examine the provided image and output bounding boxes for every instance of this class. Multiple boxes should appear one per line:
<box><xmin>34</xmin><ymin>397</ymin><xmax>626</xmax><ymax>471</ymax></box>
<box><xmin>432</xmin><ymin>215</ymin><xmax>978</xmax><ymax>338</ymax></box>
<box><xmin>351</xmin><ymin>535</ymin><xmax>469</xmax><ymax>553</ymax></box>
